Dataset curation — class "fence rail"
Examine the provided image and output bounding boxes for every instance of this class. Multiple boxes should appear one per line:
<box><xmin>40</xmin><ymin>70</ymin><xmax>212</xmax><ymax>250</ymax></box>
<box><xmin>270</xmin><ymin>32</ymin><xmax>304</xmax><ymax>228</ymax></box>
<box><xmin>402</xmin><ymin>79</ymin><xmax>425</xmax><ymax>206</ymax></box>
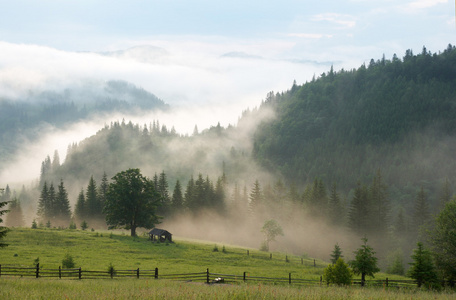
<box><xmin>0</xmin><ymin>264</ymin><xmax>442</xmax><ymax>288</ymax></box>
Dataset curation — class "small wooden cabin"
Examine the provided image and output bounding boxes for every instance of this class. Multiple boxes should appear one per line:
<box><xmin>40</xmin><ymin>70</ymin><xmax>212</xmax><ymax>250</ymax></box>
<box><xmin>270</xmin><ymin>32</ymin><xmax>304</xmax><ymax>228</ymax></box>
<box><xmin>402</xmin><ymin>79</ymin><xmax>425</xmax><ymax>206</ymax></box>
<box><xmin>149</xmin><ymin>228</ymin><xmax>173</xmax><ymax>243</ymax></box>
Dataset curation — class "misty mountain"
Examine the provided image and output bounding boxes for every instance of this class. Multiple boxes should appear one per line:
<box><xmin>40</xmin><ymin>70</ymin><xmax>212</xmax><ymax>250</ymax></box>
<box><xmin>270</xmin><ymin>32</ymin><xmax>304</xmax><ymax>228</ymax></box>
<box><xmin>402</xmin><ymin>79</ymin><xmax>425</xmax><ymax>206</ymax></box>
<box><xmin>28</xmin><ymin>45</ymin><xmax>456</xmax><ymax>214</ymax></box>
<box><xmin>253</xmin><ymin>44</ymin><xmax>456</xmax><ymax>209</ymax></box>
<box><xmin>0</xmin><ymin>80</ymin><xmax>168</xmax><ymax>168</ymax></box>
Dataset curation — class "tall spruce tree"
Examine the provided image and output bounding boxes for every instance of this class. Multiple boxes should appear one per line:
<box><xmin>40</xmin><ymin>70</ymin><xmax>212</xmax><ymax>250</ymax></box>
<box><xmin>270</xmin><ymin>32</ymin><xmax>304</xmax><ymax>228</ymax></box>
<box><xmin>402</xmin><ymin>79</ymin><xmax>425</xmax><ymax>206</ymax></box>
<box><xmin>74</xmin><ymin>189</ymin><xmax>86</xmax><ymax>221</ymax></box>
<box><xmin>171</xmin><ymin>180</ymin><xmax>184</xmax><ymax>212</ymax></box>
<box><xmin>48</xmin><ymin>183</ymin><xmax>56</xmax><ymax>221</ymax></box>
<box><xmin>37</xmin><ymin>181</ymin><xmax>50</xmax><ymax>221</ymax></box>
<box><xmin>99</xmin><ymin>172</ymin><xmax>109</xmax><ymax>213</ymax></box>
<box><xmin>408</xmin><ymin>242</ymin><xmax>438</xmax><ymax>288</ymax></box>
<box><xmin>157</xmin><ymin>171</ymin><xmax>170</xmax><ymax>214</ymax></box>
<box><xmin>330</xmin><ymin>243</ymin><xmax>344</xmax><ymax>264</ymax></box>
<box><xmin>86</xmin><ymin>176</ymin><xmax>101</xmax><ymax>219</ymax></box>
<box><xmin>55</xmin><ymin>179</ymin><xmax>71</xmax><ymax>223</ymax></box>
<box><xmin>184</xmin><ymin>175</ymin><xmax>195</xmax><ymax>211</ymax></box>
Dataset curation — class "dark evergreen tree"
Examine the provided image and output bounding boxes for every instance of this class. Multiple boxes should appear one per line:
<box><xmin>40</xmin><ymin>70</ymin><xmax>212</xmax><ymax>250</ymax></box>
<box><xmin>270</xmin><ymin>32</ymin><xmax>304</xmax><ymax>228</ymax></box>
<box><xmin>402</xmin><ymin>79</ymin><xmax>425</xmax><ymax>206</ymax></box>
<box><xmin>349</xmin><ymin>237</ymin><xmax>380</xmax><ymax>286</ymax></box>
<box><xmin>330</xmin><ymin>243</ymin><xmax>344</xmax><ymax>264</ymax></box>
<box><xmin>171</xmin><ymin>179</ymin><xmax>184</xmax><ymax>212</ymax></box>
<box><xmin>37</xmin><ymin>181</ymin><xmax>50</xmax><ymax>221</ymax></box>
<box><xmin>408</xmin><ymin>242</ymin><xmax>438</xmax><ymax>288</ymax></box>
<box><xmin>55</xmin><ymin>179</ymin><xmax>71</xmax><ymax>223</ymax></box>
<box><xmin>184</xmin><ymin>175</ymin><xmax>195</xmax><ymax>211</ymax></box>
<box><xmin>86</xmin><ymin>176</ymin><xmax>101</xmax><ymax>218</ymax></box>
<box><xmin>48</xmin><ymin>183</ymin><xmax>56</xmax><ymax>220</ymax></box>
<box><xmin>99</xmin><ymin>172</ymin><xmax>109</xmax><ymax>212</ymax></box>
<box><xmin>157</xmin><ymin>170</ymin><xmax>170</xmax><ymax>214</ymax></box>
<box><xmin>74</xmin><ymin>189</ymin><xmax>86</xmax><ymax>221</ymax></box>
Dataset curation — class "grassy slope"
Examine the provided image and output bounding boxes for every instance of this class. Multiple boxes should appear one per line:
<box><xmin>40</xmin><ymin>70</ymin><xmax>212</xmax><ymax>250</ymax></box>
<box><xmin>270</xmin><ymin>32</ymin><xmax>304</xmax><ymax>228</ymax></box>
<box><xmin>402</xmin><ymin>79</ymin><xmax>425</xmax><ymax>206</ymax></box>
<box><xmin>0</xmin><ymin>228</ymin><xmax>328</xmax><ymax>279</ymax></box>
<box><xmin>1</xmin><ymin>228</ymin><xmax>451</xmax><ymax>299</ymax></box>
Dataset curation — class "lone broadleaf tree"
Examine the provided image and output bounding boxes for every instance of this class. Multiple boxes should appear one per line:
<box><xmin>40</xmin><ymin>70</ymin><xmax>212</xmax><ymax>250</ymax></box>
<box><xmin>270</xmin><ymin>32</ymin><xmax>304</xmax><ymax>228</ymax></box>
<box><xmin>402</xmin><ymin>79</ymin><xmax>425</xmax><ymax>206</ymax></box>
<box><xmin>104</xmin><ymin>169</ymin><xmax>161</xmax><ymax>236</ymax></box>
<box><xmin>261</xmin><ymin>219</ymin><xmax>284</xmax><ymax>251</ymax></box>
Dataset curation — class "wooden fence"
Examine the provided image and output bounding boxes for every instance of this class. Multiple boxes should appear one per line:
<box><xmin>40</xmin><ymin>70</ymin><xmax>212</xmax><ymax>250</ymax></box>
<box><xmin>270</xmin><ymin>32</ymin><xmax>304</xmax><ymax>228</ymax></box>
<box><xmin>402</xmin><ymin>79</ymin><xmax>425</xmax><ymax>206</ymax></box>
<box><xmin>0</xmin><ymin>263</ymin><xmax>429</xmax><ymax>288</ymax></box>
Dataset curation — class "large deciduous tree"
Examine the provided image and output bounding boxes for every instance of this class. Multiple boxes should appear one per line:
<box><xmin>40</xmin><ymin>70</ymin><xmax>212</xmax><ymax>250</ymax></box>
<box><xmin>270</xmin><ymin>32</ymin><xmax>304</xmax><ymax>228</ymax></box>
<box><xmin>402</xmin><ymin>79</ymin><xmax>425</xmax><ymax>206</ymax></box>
<box><xmin>104</xmin><ymin>168</ymin><xmax>161</xmax><ymax>236</ymax></box>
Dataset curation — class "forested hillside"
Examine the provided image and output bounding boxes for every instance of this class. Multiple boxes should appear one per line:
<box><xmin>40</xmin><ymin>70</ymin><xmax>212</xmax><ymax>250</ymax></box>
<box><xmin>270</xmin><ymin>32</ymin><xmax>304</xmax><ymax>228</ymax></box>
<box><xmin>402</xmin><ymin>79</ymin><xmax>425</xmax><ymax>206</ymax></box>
<box><xmin>4</xmin><ymin>45</ymin><xmax>456</xmax><ymax>270</ymax></box>
<box><xmin>253</xmin><ymin>44</ymin><xmax>456</xmax><ymax>210</ymax></box>
<box><xmin>0</xmin><ymin>80</ymin><xmax>168</xmax><ymax>168</ymax></box>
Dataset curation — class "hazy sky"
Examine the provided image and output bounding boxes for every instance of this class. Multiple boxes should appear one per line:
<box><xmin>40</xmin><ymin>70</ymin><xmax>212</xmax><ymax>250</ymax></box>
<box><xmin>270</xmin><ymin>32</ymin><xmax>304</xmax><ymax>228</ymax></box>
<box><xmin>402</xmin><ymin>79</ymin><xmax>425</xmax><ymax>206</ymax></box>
<box><xmin>0</xmin><ymin>0</ymin><xmax>455</xmax><ymax>128</ymax></box>
<box><xmin>0</xmin><ymin>0</ymin><xmax>454</xmax><ymax>183</ymax></box>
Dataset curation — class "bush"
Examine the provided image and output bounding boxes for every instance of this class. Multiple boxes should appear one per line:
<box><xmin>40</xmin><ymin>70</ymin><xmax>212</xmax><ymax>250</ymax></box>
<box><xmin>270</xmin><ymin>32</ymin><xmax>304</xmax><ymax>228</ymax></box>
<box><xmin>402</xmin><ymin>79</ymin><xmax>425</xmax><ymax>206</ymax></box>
<box><xmin>212</xmin><ymin>245</ymin><xmax>219</xmax><ymax>252</ymax></box>
<box><xmin>31</xmin><ymin>220</ymin><xmax>38</xmax><ymax>229</ymax></box>
<box><xmin>62</xmin><ymin>253</ymin><xmax>76</xmax><ymax>269</ymax></box>
<box><xmin>324</xmin><ymin>258</ymin><xmax>353</xmax><ymax>286</ymax></box>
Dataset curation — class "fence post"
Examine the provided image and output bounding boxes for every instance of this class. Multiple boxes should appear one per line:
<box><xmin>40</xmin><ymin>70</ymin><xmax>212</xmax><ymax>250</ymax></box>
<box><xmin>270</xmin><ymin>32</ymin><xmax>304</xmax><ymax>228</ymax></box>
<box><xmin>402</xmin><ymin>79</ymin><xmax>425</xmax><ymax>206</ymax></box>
<box><xmin>314</xmin><ymin>259</ymin><xmax>316</xmax><ymax>267</ymax></box>
<box><xmin>0</xmin><ymin>264</ymin><xmax>2</xmax><ymax>277</ymax></box>
<box><xmin>386</xmin><ymin>277</ymin><xmax>388</xmax><ymax>287</ymax></box>
<box><xmin>79</xmin><ymin>267</ymin><xmax>82</xmax><ymax>280</ymax></box>
<box><xmin>110</xmin><ymin>267</ymin><xmax>114</xmax><ymax>279</ymax></box>
<box><xmin>320</xmin><ymin>275</ymin><xmax>322</xmax><ymax>286</ymax></box>
<box><xmin>243</xmin><ymin>271</ymin><xmax>246</xmax><ymax>282</ymax></box>
<box><xmin>154</xmin><ymin>267</ymin><xmax>158</xmax><ymax>279</ymax></box>
<box><xmin>270</xmin><ymin>253</ymin><xmax>272</xmax><ymax>260</ymax></box>
<box><xmin>206</xmin><ymin>268</ymin><xmax>210</xmax><ymax>284</ymax></box>
<box><xmin>59</xmin><ymin>266</ymin><xmax>61</xmax><ymax>279</ymax></box>
<box><xmin>137</xmin><ymin>268</ymin><xmax>140</xmax><ymax>279</ymax></box>
<box><xmin>36</xmin><ymin>263</ymin><xmax>39</xmax><ymax>278</ymax></box>
<box><xmin>289</xmin><ymin>273</ymin><xmax>291</xmax><ymax>284</ymax></box>
<box><xmin>247</xmin><ymin>250</ymin><xmax>249</xmax><ymax>256</ymax></box>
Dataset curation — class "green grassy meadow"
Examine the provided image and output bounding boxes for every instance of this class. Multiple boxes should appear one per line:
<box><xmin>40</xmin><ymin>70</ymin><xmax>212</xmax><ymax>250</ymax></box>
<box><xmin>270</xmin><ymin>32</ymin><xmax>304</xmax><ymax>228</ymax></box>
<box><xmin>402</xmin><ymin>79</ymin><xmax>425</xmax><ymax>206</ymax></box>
<box><xmin>0</xmin><ymin>228</ymin><xmax>454</xmax><ymax>299</ymax></box>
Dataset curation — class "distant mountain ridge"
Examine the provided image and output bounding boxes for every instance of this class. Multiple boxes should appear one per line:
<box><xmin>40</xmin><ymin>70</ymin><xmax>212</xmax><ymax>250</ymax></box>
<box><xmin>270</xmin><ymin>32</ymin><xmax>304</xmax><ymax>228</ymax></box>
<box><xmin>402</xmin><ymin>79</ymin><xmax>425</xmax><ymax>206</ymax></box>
<box><xmin>0</xmin><ymin>80</ymin><xmax>168</xmax><ymax>168</ymax></box>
